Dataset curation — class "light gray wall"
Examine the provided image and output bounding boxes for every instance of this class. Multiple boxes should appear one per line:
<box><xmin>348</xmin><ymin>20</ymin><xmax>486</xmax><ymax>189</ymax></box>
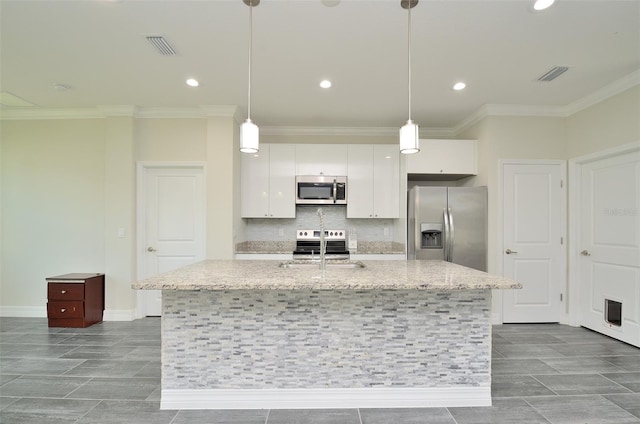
<box><xmin>0</xmin><ymin>114</ymin><xmax>240</xmax><ymax>318</ymax></box>
<box><xmin>1</xmin><ymin>85</ymin><xmax>637</xmax><ymax>317</ymax></box>
<box><xmin>566</xmin><ymin>85</ymin><xmax>640</xmax><ymax>158</ymax></box>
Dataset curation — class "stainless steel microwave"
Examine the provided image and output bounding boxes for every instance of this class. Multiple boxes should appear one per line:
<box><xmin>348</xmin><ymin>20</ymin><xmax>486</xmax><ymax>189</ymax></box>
<box><xmin>295</xmin><ymin>176</ymin><xmax>347</xmax><ymax>205</ymax></box>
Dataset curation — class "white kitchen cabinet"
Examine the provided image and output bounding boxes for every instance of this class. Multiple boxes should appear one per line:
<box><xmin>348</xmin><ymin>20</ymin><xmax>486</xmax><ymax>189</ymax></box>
<box><xmin>295</xmin><ymin>144</ymin><xmax>348</xmax><ymax>176</ymax></box>
<box><xmin>406</xmin><ymin>139</ymin><xmax>477</xmax><ymax>175</ymax></box>
<box><xmin>241</xmin><ymin>144</ymin><xmax>296</xmax><ymax>218</ymax></box>
<box><xmin>347</xmin><ymin>144</ymin><xmax>399</xmax><ymax>218</ymax></box>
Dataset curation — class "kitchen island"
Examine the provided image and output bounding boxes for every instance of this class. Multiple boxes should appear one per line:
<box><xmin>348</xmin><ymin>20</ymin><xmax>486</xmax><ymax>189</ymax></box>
<box><xmin>132</xmin><ymin>260</ymin><xmax>521</xmax><ymax>410</ymax></box>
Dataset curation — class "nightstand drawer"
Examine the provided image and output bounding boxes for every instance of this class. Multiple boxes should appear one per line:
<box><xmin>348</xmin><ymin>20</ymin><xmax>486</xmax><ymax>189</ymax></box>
<box><xmin>46</xmin><ymin>273</ymin><xmax>104</xmax><ymax>328</ymax></box>
<box><xmin>48</xmin><ymin>283</ymin><xmax>84</xmax><ymax>301</ymax></box>
<box><xmin>48</xmin><ymin>301</ymin><xmax>84</xmax><ymax>318</ymax></box>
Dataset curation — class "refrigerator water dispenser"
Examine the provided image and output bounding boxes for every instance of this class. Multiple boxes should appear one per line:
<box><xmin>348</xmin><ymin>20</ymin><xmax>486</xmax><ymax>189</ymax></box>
<box><xmin>420</xmin><ymin>223</ymin><xmax>443</xmax><ymax>249</ymax></box>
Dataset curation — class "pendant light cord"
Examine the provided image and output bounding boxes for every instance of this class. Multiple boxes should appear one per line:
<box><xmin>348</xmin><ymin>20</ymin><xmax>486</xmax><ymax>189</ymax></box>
<box><xmin>407</xmin><ymin>5</ymin><xmax>412</xmax><ymax>122</ymax></box>
<box><xmin>247</xmin><ymin>2</ymin><xmax>253</xmax><ymax>121</ymax></box>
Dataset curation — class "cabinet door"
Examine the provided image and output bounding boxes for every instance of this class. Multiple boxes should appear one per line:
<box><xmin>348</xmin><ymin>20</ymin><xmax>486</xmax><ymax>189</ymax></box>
<box><xmin>296</xmin><ymin>144</ymin><xmax>348</xmax><ymax>176</ymax></box>
<box><xmin>406</xmin><ymin>139</ymin><xmax>477</xmax><ymax>175</ymax></box>
<box><xmin>241</xmin><ymin>145</ymin><xmax>270</xmax><ymax>218</ymax></box>
<box><xmin>373</xmin><ymin>144</ymin><xmax>400</xmax><ymax>218</ymax></box>
<box><xmin>347</xmin><ymin>145</ymin><xmax>374</xmax><ymax>218</ymax></box>
<box><xmin>268</xmin><ymin>144</ymin><xmax>296</xmax><ymax>218</ymax></box>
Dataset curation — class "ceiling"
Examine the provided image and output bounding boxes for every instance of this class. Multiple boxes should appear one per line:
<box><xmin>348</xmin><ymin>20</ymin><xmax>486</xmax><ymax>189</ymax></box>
<box><xmin>1</xmin><ymin>0</ymin><xmax>639</xmax><ymax>132</ymax></box>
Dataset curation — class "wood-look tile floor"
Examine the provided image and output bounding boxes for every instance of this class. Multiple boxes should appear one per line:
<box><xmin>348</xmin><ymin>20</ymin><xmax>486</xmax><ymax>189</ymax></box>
<box><xmin>1</xmin><ymin>318</ymin><xmax>639</xmax><ymax>423</ymax></box>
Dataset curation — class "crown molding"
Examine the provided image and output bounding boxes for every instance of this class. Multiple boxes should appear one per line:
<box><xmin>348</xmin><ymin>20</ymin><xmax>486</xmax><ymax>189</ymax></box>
<box><xmin>562</xmin><ymin>69</ymin><xmax>640</xmax><ymax>116</ymax></box>
<box><xmin>452</xmin><ymin>70</ymin><xmax>640</xmax><ymax>135</ymax></box>
<box><xmin>261</xmin><ymin>126</ymin><xmax>395</xmax><ymax>137</ymax></box>
<box><xmin>97</xmin><ymin>105</ymin><xmax>139</xmax><ymax>117</ymax></box>
<box><xmin>0</xmin><ymin>105</ymin><xmax>242</xmax><ymax>120</ymax></box>
<box><xmin>261</xmin><ymin>126</ymin><xmax>457</xmax><ymax>138</ymax></box>
<box><xmin>2</xmin><ymin>71</ymin><xmax>637</xmax><ymax>132</ymax></box>
<box><xmin>0</xmin><ymin>108</ymin><xmax>105</xmax><ymax>120</ymax></box>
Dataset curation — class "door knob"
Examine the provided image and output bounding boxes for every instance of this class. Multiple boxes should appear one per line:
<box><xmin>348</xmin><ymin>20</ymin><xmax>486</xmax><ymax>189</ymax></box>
<box><xmin>581</xmin><ymin>250</ymin><xmax>591</xmax><ymax>256</ymax></box>
<box><xmin>505</xmin><ymin>248</ymin><xmax>518</xmax><ymax>254</ymax></box>
<box><xmin>147</xmin><ymin>247</ymin><xmax>157</xmax><ymax>252</ymax></box>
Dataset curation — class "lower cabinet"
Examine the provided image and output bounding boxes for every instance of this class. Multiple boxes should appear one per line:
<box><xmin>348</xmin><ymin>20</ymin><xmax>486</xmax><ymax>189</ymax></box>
<box><xmin>46</xmin><ymin>273</ymin><xmax>105</xmax><ymax>328</ymax></box>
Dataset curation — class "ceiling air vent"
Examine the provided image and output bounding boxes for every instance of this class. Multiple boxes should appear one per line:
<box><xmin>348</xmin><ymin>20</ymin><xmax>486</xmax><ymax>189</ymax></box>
<box><xmin>146</xmin><ymin>36</ymin><xmax>177</xmax><ymax>56</ymax></box>
<box><xmin>537</xmin><ymin>66</ymin><xmax>569</xmax><ymax>82</ymax></box>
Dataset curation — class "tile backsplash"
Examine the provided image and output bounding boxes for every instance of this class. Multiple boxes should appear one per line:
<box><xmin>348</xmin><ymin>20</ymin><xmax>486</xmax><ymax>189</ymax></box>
<box><xmin>244</xmin><ymin>206</ymin><xmax>396</xmax><ymax>242</ymax></box>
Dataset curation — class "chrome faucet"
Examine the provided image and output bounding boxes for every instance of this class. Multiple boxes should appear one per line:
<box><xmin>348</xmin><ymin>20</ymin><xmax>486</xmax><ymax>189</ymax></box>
<box><xmin>317</xmin><ymin>208</ymin><xmax>326</xmax><ymax>271</ymax></box>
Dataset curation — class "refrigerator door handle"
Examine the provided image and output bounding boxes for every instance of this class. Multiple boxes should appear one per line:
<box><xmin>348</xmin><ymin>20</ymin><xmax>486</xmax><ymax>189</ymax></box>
<box><xmin>443</xmin><ymin>208</ymin><xmax>450</xmax><ymax>262</ymax></box>
<box><xmin>448</xmin><ymin>207</ymin><xmax>454</xmax><ymax>263</ymax></box>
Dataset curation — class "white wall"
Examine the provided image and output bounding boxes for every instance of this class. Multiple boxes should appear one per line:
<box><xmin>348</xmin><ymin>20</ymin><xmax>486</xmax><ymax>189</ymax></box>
<box><xmin>0</xmin><ymin>114</ymin><xmax>240</xmax><ymax>317</ymax></box>
<box><xmin>566</xmin><ymin>85</ymin><xmax>640</xmax><ymax>157</ymax></box>
<box><xmin>459</xmin><ymin>116</ymin><xmax>567</xmax><ymax>274</ymax></box>
<box><xmin>1</xmin><ymin>119</ymin><xmax>107</xmax><ymax>315</ymax></box>
<box><xmin>1</xmin><ymin>85</ymin><xmax>637</xmax><ymax>318</ymax></box>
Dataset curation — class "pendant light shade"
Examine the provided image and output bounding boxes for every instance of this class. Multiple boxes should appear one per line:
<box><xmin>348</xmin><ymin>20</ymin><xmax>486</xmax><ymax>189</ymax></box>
<box><xmin>399</xmin><ymin>0</ymin><xmax>420</xmax><ymax>155</ymax></box>
<box><xmin>240</xmin><ymin>0</ymin><xmax>260</xmax><ymax>154</ymax></box>
<box><xmin>240</xmin><ymin>118</ymin><xmax>259</xmax><ymax>153</ymax></box>
<box><xmin>400</xmin><ymin>119</ymin><xmax>419</xmax><ymax>154</ymax></box>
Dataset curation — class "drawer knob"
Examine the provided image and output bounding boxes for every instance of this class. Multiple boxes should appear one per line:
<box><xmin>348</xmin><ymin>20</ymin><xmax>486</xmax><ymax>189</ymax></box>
<box><xmin>61</xmin><ymin>290</ymin><xmax>67</xmax><ymax>294</ymax></box>
<box><xmin>60</xmin><ymin>308</ymin><xmax>66</xmax><ymax>313</ymax></box>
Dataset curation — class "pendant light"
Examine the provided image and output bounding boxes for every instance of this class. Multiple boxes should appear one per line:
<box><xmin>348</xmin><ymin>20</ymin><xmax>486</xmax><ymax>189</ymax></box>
<box><xmin>399</xmin><ymin>0</ymin><xmax>420</xmax><ymax>155</ymax></box>
<box><xmin>240</xmin><ymin>0</ymin><xmax>260</xmax><ymax>153</ymax></box>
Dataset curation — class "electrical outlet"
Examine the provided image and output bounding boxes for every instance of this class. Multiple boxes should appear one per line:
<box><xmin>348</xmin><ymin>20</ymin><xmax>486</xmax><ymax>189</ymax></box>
<box><xmin>384</xmin><ymin>227</ymin><xmax>389</xmax><ymax>237</ymax></box>
<box><xmin>278</xmin><ymin>228</ymin><xmax>284</xmax><ymax>237</ymax></box>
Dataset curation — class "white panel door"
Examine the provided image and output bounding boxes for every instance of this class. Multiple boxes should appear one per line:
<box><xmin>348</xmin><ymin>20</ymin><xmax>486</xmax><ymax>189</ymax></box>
<box><xmin>580</xmin><ymin>150</ymin><xmax>640</xmax><ymax>347</ymax></box>
<box><xmin>141</xmin><ymin>166</ymin><xmax>205</xmax><ymax>316</ymax></box>
<box><xmin>502</xmin><ymin>162</ymin><xmax>565</xmax><ymax>323</ymax></box>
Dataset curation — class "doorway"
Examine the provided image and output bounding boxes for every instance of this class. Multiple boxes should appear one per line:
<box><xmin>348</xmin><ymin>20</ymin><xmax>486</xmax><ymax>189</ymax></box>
<box><xmin>136</xmin><ymin>163</ymin><xmax>206</xmax><ymax>316</ymax></box>
<box><xmin>570</xmin><ymin>144</ymin><xmax>640</xmax><ymax>347</ymax></box>
<box><xmin>500</xmin><ymin>160</ymin><xmax>567</xmax><ymax>323</ymax></box>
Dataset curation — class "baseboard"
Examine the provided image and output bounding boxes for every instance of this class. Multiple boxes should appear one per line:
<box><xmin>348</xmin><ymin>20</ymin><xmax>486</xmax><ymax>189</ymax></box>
<box><xmin>0</xmin><ymin>306</ymin><xmax>47</xmax><ymax>317</ymax></box>
<box><xmin>160</xmin><ymin>387</ymin><xmax>491</xmax><ymax>410</ymax></box>
<box><xmin>103</xmin><ymin>309</ymin><xmax>136</xmax><ymax>322</ymax></box>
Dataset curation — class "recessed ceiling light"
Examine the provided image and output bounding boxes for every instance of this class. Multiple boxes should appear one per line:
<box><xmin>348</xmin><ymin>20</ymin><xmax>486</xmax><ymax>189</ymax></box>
<box><xmin>453</xmin><ymin>82</ymin><xmax>466</xmax><ymax>91</ymax></box>
<box><xmin>533</xmin><ymin>0</ymin><xmax>556</xmax><ymax>11</ymax></box>
<box><xmin>320</xmin><ymin>80</ymin><xmax>332</xmax><ymax>89</ymax></box>
<box><xmin>186</xmin><ymin>78</ymin><xmax>199</xmax><ymax>87</ymax></box>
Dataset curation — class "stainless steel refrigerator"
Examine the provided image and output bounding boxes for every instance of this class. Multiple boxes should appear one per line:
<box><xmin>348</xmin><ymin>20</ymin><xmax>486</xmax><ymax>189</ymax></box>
<box><xmin>408</xmin><ymin>186</ymin><xmax>487</xmax><ymax>271</ymax></box>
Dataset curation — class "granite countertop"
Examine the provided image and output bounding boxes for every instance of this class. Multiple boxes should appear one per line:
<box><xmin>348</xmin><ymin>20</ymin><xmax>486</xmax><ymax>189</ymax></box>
<box><xmin>132</xmin><ymin>260</ymin><xmax>522</xmax><ymax>291</ymax></box>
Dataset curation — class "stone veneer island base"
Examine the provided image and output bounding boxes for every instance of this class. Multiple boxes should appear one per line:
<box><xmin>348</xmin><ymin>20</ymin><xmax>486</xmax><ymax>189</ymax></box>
<box><xmin>132</xmin><ymin>260</ymin><xmax>521</xmax><ymax>410</ymax></box>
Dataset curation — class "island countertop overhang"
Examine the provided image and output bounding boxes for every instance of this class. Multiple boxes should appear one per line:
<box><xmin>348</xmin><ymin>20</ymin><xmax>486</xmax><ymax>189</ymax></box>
<box><xmin>132</xmin><ymin>259</ymin><xmax>522</xmax><ymax>291</ymax></box>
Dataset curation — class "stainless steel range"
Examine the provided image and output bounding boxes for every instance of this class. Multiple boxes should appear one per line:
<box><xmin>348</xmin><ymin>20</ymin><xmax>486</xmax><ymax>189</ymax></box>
<box><xmin>293</xmin><ymin>229</ymin><xmax>350</xmax><ymax>260</ymax></box>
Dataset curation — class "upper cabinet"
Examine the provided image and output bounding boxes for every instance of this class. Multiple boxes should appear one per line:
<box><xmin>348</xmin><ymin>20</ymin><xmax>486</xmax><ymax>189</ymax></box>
<box><xmin>295</xmin><ymin>144</ymin><xmax>348</xmax><ymax>176</ymax></box>
<box><xmin>406</xmin><ymin>139</ymin><xmax>478</xmax><ymax>176</ymax></box>
<box><xmin>347</xmin><ymin>144</ymin><xmax>400</xmax><ymax>218</ymax></box>
<box><xmin>241</xmin><ymin>144</ymin><xmax>296</xmax><ymax>218</ymax></box>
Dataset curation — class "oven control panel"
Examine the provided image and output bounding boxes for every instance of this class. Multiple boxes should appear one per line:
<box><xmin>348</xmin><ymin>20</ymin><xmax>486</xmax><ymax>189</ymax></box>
<box><xmin>296</xmin><ymin>229</ymin><xmax>346</xmax><ymax>240</ymax></box>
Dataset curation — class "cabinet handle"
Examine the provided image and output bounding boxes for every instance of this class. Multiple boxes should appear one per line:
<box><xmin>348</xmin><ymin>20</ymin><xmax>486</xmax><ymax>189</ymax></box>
<box><xmin>60</xmin><ymin>308</ymin><xmax>66</xmax><ymax>313</ymax></box>
<box><xmin>61</xmin><ymin>290</ymin><xmax>67</xmax><ymax>294</ymax></box>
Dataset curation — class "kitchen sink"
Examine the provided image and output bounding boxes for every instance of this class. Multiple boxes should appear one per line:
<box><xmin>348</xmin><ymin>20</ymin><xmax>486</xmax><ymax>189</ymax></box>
<box><xmin>279</xmin><ymin>260</ymin><xmax>365</xmax><ymax>269</ymax></box>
